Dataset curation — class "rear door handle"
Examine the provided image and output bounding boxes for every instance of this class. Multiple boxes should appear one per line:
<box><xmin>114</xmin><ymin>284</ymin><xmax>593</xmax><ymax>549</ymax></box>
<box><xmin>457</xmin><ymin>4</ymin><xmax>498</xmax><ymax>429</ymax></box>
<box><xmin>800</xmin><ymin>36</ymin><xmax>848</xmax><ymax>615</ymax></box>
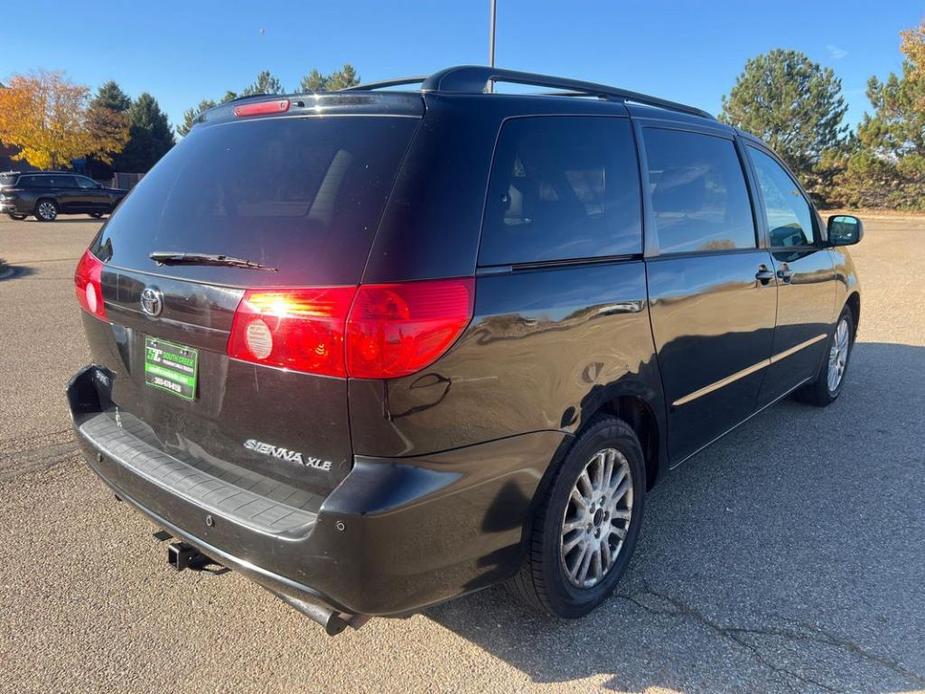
<box><xmin>777</xmin><ymin>264</ymin><xmax>793</xmax><ymax>283</ymax></box>
<box><xmin>755</xmin><ymin>265</ymin><xmax>775</xmax><ymax>285</ymax></box>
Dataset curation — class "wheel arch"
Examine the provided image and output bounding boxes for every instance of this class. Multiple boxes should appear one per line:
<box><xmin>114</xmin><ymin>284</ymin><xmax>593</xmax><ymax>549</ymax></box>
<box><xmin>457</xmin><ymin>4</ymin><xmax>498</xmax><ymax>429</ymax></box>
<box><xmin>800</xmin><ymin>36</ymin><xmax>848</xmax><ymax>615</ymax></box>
<box><xmin>34</xmin><ymin>197</ymin><xmax>58</xmax><ymax>217</ymax></box>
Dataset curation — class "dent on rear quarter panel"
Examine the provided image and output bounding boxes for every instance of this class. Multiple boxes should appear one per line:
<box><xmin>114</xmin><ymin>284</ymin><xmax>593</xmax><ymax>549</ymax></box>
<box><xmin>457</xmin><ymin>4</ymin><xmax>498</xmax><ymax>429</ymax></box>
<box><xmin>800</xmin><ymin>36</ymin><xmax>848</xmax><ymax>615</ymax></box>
<box><xmin>348</xmin><ymin>261</ymin><xmax>660</xmax><ymax>458</ymax></box>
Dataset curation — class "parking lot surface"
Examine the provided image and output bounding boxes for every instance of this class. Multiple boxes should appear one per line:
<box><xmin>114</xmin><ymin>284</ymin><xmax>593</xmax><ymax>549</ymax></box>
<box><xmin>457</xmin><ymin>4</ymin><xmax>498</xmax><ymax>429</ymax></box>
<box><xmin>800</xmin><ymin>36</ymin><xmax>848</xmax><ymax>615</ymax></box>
<box><xmin>1</xmin><ymin>214</ymin><xmax>923</xmax><ymax>693</ymax></box>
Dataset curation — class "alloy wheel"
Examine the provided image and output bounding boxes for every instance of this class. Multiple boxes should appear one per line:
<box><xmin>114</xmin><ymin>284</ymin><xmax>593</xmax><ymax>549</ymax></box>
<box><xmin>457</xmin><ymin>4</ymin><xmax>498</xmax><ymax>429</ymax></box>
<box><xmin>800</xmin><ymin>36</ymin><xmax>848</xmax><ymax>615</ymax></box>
<box><xmin>559</xmin><ymin>447</ymin><xmax>633</xmax><ymax>589</ymax></box>
<box><xmin>37</xmin><ymin>201</ymin><xmax>57</xmax><ymax>221</ymax></box>
<box><xmin>827</xmin><ymin>317</ymin><xmax>850</xmax><ymax>392</ymax></box>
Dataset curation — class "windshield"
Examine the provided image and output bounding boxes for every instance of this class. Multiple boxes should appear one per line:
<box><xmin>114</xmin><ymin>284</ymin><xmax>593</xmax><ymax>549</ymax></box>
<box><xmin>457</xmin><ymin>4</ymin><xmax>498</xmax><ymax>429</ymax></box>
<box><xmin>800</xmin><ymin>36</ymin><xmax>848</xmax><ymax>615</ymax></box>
<box><xmin>92</xmin><ymin>115</ymin><xmax>418</xmax><ymax>286</ymax></box>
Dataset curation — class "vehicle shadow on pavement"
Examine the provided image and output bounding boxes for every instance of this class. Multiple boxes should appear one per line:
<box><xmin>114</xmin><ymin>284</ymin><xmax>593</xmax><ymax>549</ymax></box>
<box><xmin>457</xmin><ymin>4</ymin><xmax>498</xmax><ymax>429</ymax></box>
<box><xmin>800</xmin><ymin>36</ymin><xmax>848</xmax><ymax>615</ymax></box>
<box><xmin>425</xmin><ymin>342</ymin><xmax>925</xmax><ymax>693</ymax></box>
<box><xmin>0</xmin><ymin>265</ymin><xmax>35</xmax><ymax>281</ymax></box>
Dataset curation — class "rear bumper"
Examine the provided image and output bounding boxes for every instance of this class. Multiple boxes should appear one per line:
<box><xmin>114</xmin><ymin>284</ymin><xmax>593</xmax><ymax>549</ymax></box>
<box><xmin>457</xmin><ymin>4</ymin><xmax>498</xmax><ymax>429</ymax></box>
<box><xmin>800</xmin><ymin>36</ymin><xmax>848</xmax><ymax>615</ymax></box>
<box><xmin>67</xmin><ymin>364</ymin><xmax>565</xmax><ymax>618</ymax></box>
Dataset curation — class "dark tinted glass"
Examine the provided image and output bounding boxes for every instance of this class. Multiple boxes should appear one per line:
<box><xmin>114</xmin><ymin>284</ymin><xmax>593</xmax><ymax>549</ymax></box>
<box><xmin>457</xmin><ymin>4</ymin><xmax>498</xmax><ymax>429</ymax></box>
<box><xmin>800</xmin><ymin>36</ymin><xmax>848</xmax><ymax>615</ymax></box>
<box><xmin>748</xmin><ymin>146</ymin><xmax>815</xmax><ymax>247</ymax></box>
<box><xmin>644</xmin><ymin>129</ymin><xmax>755</xmax><ymax>253</ymax></box>
<box><xmin>92</xmin><ymin>116</ymin><xmax>418</xmax><ymax>286</ymax></box>
<box><xmin>76</xmin><ymin>176</ymin><xmax>98</xmax><ymax>189</ymax></box>
<box><xmin>479</xmin><ymin>117</ymin><xmax>641</xmax><ymax>265</ymax></box>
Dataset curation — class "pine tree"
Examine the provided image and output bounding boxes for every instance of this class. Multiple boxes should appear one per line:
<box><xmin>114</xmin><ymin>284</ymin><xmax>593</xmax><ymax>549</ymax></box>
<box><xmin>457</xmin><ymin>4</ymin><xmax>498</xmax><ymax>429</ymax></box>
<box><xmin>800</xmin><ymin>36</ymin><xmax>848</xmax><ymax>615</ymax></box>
<box><xmin>177</xmin><ymin>99</ymin><xmax>217</xmax><ymax>137</ymax></box>
<box><xmin>721</xmin><ymin>49</ymin><xmax>848</xmax><ymax>201</ymax></box>
<box><xmin>298</xmin><ymin>65</ymin><xmax>361</xmax><ymax>92</ymax></box>
<box><xmin>114</xmin><ymin>93</ymin><xmax>175</xmax><ymax>172</ymax></box>
<box><xmin>242</xmin><ymin>71</ymin><xmax>285</xmax><ymax>96</ymax></box>
<box><xmin>839</xmin><ymin>22</ymin><xmax>925</xmax><ymax>209</ymax></box>
<box><xmin>85</xmin><ymin>81</ymin><xmax>132</xmax><ymax>177</ymax></box>
<box><xmin>299</xmin><ymin>69</ymin><xmax>326</xmax><ymax>93</ymax></box>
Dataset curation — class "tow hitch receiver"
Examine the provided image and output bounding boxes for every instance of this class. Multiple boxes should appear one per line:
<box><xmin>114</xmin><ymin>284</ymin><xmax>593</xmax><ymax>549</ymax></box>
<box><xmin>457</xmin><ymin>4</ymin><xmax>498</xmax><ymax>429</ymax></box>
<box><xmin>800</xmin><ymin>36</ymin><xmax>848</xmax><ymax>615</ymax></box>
<box><xmin>167</xmin><ymin>541</ymin><xmax>214</xmax><ymax>571</ymax></box>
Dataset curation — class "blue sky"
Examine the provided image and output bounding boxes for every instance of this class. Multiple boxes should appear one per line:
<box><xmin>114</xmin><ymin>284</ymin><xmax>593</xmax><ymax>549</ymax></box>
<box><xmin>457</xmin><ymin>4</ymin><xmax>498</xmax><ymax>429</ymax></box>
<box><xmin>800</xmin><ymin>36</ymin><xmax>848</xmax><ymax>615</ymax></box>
<box><xmin>1</xmin><ymin>1</ymin><xmax>920</xmax><ymax>131</ymax></box>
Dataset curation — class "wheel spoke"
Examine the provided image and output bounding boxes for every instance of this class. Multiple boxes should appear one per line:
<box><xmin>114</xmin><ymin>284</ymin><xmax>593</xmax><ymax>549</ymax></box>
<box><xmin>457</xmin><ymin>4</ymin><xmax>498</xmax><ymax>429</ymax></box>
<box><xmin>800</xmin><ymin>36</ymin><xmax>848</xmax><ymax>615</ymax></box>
<box><xmin>562</xmin><ymin>530</ymin><xmax>584</xmax><ymax>554</ymax></box>
<box><xmin>591</xmin><ymin>545</ymin><xmax>603</xmax><ymax>582</ymax></box>
<box><xmin>570</xmin><ymin>487</ymin><xmax>590</xmax><ymax>512</ymax></box>
<box><xmin>601</xmin><ymin>538</ymin><xmax>613</xmax><ymax>571</ymax></box>
<box><xmin>569</xmin><ymin>542</ymin><xmax>587</xmax><ymax>580</ymax></box>
<box><xmin>577</xmin><ymin>543</ymin><xmax>593</xmax><ymax>584</ymax></box>
<box><xmin>578</xmin><ymin>470</ymin><xmax>594</xmax><ymax>498</ymax></box>
<box><xmin>612</xmin><ymin>477</ymin><xmax>630</xmax><ymax>504</ymax></box>
<box><xmin>609</xmin><ymin>465</ymin><xmax>628</xmax><ymax>493</ymax></box>
<box><xmin>601</xmin><ymin>450</ymin><xmax>615</xmax><ymax>492</ymax></box>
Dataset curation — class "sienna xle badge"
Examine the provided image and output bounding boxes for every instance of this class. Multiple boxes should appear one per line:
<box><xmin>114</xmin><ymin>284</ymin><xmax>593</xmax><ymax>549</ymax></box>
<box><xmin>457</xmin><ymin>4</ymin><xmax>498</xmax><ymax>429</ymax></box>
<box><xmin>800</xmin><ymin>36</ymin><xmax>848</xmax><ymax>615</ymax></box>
<box><xmin>68</xmin><ymin>66</ymin><xmax>862</xmax><ymax>635</ymax></box>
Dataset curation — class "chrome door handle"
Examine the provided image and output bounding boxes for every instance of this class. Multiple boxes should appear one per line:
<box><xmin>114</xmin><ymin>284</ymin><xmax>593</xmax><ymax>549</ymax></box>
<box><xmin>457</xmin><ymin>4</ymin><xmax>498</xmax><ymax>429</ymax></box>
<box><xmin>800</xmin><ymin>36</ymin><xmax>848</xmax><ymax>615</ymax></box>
<box><xmin>777</xmin><ymin>264</ymin><xmax>793</xmax><ymax>283</ymax></box>
<box><xmin>755</xmin><ymin>265</ymin><xmax>775</xmax><ymax>285</ymax></box>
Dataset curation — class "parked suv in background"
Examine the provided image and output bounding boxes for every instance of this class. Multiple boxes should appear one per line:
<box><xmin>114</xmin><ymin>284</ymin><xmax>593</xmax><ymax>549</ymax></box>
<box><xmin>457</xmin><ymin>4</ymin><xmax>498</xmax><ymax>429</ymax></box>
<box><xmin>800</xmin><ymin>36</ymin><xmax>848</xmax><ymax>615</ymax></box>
<box><xmin>67</xmin><ymin>66</ymin><xmax>862</xmax><ymax>635</ymax></box>
<box><xmin>0</xmin><ymin>171</ymin><xmax>127</xmax><ymax>221</ymax></box>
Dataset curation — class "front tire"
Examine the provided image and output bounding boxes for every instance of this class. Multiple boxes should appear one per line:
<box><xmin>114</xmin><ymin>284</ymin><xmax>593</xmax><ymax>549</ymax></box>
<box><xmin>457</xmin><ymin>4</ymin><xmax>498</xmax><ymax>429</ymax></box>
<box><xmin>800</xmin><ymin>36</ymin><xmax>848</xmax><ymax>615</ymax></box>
<box><xmin>795</xmin><ymin>306</ymin><xmax>855</xmax><ymax>406</ymax></box>
<box><xmin>34</xmin><ymin>199</ymin><xmax>58</xmax><ymax>222</ymax></box>
<box><xmin>513</xmin><ymin>415</ymin><xmax>646</xmax><ymax>617</ymax></box>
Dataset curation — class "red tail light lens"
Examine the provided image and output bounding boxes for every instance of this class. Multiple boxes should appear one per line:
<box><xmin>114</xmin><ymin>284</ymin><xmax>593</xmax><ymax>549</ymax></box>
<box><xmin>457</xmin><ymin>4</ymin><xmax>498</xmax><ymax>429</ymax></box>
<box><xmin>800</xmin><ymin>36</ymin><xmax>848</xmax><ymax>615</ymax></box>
<box><xmin>233</xmin><ymin>99</ymin><xmax>290</xmax><ymax>118</ymax></box>
<box><xmin>74</xmin><ymin>249</ymin><xmax>106</xmax><ymax>319</ymax></box>
<box><xmin>346</xmin><ymin>279</ymin><xmax>474</xmax><ymax>379</ymax></box>
<box><xmin>227</xmin><ymin>287</ymin><xmax>356</xmax><ymax>376</ymax></box>
<box><xmin>227</xmin><ymin>279</ymin><xmax>474</xmax><ymax>379</ymax></box>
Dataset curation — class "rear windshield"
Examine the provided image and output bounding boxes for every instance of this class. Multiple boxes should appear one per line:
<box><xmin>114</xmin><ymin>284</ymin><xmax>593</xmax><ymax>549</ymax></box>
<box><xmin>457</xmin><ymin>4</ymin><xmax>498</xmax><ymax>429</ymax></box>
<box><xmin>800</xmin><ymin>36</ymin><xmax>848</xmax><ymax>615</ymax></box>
<box><xmin>92</xmin><ymin>116</ymin><xmax>418</xmax><ymax>286</ymax></box>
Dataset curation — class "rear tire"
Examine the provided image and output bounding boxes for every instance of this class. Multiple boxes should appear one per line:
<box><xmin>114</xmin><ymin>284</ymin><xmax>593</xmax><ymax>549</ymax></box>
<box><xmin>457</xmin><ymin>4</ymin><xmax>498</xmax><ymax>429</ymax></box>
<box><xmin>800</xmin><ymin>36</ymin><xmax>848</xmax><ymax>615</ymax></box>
<box><xmin>7</xmin><ymin>213</ymin><xmax>27</xmax><ymax>221</ymax></box>
<box><xmin>34</xmin><ymin>199</ymin><xmax>58</xmax><ymax>222</ymax></box>
<box><xmin>512</xmin><ymin>415</ymin><xmax>646</xmax><ymax>617</ymax></box>
<box><xmin>794</xmin><ymin>306</ymin><xmax>854</xmax><ymax>407</ymax></box>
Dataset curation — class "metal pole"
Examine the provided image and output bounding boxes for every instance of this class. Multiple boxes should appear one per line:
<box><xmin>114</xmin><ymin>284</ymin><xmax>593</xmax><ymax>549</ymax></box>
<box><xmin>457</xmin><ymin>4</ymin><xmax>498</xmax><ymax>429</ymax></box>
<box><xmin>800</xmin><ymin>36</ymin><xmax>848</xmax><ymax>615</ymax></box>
<box><xmin>488</xmin><ymin>0</ymin><xmax>497</xmax><ymax>92</ymax></box>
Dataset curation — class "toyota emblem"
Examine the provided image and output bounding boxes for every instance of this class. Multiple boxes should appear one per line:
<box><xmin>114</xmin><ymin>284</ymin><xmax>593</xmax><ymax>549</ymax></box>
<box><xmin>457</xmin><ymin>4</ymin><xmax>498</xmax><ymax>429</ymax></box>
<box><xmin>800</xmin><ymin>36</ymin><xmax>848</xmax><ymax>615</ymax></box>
<box><xmin>140</xmin><ymin>287</ymin><xmax>164</xmax><ymax>317</ymax></box>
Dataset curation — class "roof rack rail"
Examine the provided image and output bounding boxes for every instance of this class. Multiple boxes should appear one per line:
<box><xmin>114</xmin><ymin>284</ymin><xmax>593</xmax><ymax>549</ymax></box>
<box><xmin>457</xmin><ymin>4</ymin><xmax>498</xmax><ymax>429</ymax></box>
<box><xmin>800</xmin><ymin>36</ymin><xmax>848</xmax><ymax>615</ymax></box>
<box><xmin>343</xmin><ymin>65</ymin><xmax>714</xmax><ymax>120</ymax></box>
<box><xmin>341</xmin><ymin>76</ymin><xmax>427</xmax><ymax>92</ymax></box>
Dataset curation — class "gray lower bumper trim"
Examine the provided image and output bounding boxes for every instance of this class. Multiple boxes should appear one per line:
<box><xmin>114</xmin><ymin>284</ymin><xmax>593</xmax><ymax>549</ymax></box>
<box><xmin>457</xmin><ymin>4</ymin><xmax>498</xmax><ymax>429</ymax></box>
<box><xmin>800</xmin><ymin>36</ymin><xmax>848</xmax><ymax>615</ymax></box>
<box><xmin>79</xmin><ymin>412</ymin><xmax>316</xmax><ymax>537</ymax></box>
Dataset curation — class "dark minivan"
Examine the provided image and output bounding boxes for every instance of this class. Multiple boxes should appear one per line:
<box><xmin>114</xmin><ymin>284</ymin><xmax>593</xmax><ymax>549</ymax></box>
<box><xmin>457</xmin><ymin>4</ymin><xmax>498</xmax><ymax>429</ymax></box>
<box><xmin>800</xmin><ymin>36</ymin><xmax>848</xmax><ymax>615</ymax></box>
<box><xmin>67</xmin><ymin>67</ymin><xmax>862</xmax><ymax>635</ymax></box>
<box><xmin>1</xmin><ymin>171</ymin><xmax>127</xmax><ymax>221</ymax></box>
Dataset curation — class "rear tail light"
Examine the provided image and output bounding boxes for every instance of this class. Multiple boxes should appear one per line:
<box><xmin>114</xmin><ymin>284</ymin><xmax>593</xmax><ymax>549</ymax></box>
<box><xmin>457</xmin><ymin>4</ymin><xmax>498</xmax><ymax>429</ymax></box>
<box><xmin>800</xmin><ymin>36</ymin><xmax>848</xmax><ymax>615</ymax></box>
<box><xmin>227</xmin><ymin>279</ymin><xmax>474</xmax><ymax>379</ymax></box>
<box><xmin>346</xmin><ymin>280</ymin><xmax>474</xmax><ymax>378</ymax></box>
<box><xmin>74</xmin><ymin>249</ymin><xmax>106</xmax><ymax>319</ymax></box>
<box><xmin>227</xmin><ymin>287</ymin><xmax>356</xmax><ymax>377</ymax></box>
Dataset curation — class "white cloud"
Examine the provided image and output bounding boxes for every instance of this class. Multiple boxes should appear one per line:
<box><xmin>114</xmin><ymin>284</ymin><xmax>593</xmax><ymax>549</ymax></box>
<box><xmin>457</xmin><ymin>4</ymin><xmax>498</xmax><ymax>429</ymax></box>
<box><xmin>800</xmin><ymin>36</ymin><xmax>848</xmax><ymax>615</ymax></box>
<box><xmin>827</xmin><ymin>44</ymin><xmax>848</xmax><ymax>60</ymax></box>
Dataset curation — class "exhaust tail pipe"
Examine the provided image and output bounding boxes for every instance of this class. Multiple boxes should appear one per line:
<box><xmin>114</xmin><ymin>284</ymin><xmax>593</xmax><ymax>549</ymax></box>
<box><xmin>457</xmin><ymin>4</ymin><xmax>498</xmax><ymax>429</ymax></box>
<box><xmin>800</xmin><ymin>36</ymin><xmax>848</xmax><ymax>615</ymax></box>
<box><xmin>276</xmin><ymin>594</ymin><xmax>369</xmax><ymax>636</ymax></box>
<box><xmin>163</xmin><ymin>537</ymin><xmax>365</xmax><ymax>636</ymax></box>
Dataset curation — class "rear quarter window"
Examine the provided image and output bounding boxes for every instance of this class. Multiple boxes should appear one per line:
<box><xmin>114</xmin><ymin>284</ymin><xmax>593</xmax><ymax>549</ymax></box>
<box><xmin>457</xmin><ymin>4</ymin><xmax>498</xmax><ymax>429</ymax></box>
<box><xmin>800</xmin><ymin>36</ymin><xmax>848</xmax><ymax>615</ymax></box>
<box><xmin>478</xmin><ymin>116</ymin><xmax>642</xmax><ymax>265</ymax></box>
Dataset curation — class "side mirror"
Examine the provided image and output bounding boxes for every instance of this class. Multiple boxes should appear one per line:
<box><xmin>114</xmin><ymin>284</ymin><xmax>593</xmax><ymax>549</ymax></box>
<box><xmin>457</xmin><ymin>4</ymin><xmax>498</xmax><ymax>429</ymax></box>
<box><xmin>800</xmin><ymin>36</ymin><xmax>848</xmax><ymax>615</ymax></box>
<box><xmin>827</xmin><ymin>215</ymin><xmax>863</xmax><ymax>246</ymax></box>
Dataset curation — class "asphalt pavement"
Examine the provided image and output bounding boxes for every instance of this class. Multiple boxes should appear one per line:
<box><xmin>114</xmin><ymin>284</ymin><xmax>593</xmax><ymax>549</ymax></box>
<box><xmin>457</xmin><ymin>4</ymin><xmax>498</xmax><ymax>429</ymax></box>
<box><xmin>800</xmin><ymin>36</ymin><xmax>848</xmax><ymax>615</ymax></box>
<box><xmin>0</xmin><ymin>214</ymin><xmax>923</xmax><ymax>693</ymax></box>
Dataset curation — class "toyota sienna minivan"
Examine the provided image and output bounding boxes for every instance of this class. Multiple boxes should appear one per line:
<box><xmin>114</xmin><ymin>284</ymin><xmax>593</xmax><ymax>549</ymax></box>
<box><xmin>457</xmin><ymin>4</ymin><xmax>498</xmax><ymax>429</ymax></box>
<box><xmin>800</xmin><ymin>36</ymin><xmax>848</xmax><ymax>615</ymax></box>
<box><xmin>68</xmin><ymin>66</ymin><xmax>862</xmax><ymax>635</ymax></box>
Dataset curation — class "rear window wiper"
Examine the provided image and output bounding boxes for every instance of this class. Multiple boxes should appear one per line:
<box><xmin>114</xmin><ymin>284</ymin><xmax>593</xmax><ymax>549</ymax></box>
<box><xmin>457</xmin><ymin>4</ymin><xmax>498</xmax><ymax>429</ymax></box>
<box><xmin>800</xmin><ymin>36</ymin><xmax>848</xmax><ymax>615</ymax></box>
<box><xmin>149</xmin><ymin>252</ymin><xmax>277</xmax><ymax>272</ymax></box>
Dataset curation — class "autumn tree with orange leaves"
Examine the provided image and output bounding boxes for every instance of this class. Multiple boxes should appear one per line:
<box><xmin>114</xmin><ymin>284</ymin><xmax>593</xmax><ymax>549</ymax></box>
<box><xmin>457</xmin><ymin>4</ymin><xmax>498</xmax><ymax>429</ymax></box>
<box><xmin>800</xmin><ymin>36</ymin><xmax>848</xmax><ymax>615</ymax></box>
<box><xmin>0</xmin><ymin>70</ymin><xmax>129</xmax><ymax>170</ymax></box>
